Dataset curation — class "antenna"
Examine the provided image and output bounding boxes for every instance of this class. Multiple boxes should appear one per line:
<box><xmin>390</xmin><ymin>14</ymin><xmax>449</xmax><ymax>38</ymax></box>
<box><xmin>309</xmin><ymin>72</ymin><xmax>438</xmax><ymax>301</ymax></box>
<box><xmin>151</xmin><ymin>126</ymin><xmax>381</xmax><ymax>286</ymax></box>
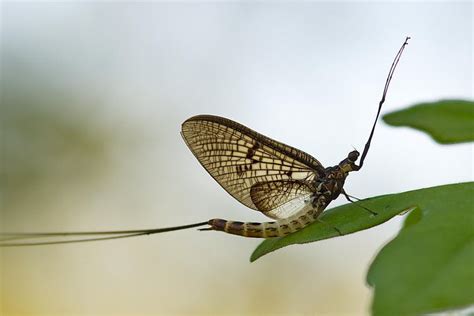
<box><xmin>357</xmin><ymin>36</ymin><xmax>410</xmax><ymax>170</ymax></box>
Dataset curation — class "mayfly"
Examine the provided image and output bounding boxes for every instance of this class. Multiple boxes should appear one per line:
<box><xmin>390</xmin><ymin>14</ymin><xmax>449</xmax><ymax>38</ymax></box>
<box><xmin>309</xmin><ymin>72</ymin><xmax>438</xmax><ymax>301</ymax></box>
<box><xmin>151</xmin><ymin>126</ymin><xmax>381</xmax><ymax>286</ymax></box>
<box><xmin>0</xmin><ymin>37</ymin><xmax>410</xmax><ymax>246</ymax></box>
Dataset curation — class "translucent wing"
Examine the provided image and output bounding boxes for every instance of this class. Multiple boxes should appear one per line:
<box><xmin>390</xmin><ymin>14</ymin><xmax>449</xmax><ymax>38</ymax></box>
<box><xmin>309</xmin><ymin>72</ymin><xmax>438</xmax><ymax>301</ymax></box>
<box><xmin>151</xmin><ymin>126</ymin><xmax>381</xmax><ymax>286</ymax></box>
<box><xmin>250</xmin><ymin>180</ymin><xmax>314</xmax><ymax>219</ymax></box>
<box><xmin>267</xmin><ymin>193</ymin><xmax>314</xmax><ymax>219</ymax></box>
<box><xmin>181</xmin><ymin>115</ymin><xmax>324</xmax><ymax>218</ymax></box>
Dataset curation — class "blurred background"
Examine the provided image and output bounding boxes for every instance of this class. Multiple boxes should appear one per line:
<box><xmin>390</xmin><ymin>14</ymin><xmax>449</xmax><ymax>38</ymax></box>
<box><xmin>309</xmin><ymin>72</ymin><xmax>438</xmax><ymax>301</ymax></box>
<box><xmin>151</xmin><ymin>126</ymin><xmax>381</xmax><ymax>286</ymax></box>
<box><xmin>1</xmin><ymin>2</ymin><xmax>472</xmax><ymax>316</ymax></box>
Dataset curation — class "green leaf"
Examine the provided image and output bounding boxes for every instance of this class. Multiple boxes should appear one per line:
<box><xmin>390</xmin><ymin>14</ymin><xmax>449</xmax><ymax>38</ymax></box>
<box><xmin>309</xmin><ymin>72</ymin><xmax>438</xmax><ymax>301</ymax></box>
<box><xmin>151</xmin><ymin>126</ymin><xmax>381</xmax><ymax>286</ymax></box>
<box><xmin>367</xmin><ymin>182</ymin><xmax>474</xmax><ymax>315</ymax></box>
<box><xmin>402</xmin><ymin>206</ymin><xmax>422</xmax><ymax>229</ymax></box>
<box><xmin>383</xmin><ymin>100</ymin><xmax>474</xmax><ymax>144</ymax></box>
<box><xmin>250</xmin><ymin>183</ymin><xmax>472</xmax><ymax>262</ymax></box>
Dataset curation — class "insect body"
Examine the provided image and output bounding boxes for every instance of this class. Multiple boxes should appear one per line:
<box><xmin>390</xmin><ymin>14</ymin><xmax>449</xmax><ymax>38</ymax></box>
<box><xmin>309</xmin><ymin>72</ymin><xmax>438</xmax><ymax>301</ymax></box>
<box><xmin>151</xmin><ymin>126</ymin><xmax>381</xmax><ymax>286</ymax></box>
<box><xmin>182</xmin><ymin>115</ymin><xmax>361</xmax><ymax>237</ymax></box>
<box><xmin>0</xmin><ymin>37</ymin><xmax>409</xmax><ymax>246</ymax></box>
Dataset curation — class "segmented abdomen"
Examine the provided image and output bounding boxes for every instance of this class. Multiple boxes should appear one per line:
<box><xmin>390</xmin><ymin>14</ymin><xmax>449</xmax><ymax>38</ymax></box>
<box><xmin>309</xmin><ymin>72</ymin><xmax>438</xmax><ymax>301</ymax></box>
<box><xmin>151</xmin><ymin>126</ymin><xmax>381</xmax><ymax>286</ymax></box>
<box><xmin>208</xmin><ymin>197</ymin><xmax>327</xmax><ymax>238</ymax></box>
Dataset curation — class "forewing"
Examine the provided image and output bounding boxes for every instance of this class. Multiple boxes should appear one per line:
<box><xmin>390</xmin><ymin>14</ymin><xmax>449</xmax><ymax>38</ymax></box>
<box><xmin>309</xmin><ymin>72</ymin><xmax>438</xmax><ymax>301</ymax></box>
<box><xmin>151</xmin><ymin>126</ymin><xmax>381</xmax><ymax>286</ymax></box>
<box><xmin>181</xmin><ymin>115</ymin><xmax>324</xmax><ymax>215</ymax></box>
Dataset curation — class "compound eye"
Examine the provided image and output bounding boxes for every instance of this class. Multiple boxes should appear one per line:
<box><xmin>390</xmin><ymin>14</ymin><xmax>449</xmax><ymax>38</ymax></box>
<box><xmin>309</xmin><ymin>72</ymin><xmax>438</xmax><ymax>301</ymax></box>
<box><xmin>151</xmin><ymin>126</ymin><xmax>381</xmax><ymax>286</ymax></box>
<box><xmin>348</xmin><ymin>150</ymin><xmax>359</xmax><ymax>162</ymax></box>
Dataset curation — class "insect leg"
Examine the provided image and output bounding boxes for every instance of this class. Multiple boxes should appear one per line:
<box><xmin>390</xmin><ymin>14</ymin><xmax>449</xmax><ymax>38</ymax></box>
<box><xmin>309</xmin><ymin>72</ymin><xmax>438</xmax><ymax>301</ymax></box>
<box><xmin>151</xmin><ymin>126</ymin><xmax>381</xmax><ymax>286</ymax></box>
<box><xmin>342</xmin><ymin>190</ymin><xmax>378</xmax><ymax>216</ymax></box>
<box><xmin>316</xmin><ymin>218</ymin><xmax>343</xmax><ymax>236</ymax></box>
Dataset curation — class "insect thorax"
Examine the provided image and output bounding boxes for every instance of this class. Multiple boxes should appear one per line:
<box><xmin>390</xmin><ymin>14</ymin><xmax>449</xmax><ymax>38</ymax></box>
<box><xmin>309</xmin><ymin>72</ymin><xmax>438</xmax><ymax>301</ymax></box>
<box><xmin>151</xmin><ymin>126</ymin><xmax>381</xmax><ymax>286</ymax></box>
<box><xmin>314</xmin><ymin>150</ymin><xmax>360</xmax><ymax>202</ymax></box>
<box><xmin>313</xmin><ymin>169</ymin><xmax>347</xmax><ymax>202</ymax></box>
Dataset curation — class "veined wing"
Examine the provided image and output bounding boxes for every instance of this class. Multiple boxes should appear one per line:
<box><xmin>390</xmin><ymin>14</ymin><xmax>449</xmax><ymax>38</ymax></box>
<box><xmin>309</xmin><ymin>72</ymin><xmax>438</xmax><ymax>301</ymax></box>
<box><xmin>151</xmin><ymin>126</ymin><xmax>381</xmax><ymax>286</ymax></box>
<box><xmin>181</xmin><ymin>115</ymin><xmax>324</xmax><ymax>218</ymax></box>
<box><xmin>267</xmin><ymin>192</ymin><xmax>314</xmax><ymax>219</ymax></box>
<box><xmin>250</xmin><ymin>180</ymin><xmax>314</xmax><ymax>219</ymax></box>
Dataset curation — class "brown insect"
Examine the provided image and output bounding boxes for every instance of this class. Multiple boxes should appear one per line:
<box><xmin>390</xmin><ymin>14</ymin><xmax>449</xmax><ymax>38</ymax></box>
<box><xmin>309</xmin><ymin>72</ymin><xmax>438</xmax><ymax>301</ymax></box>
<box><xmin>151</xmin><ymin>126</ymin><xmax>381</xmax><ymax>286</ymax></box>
<box><xmin>0</xmin><ymin>37</ymin><xmax>410</xmax><ymax>246</ymax></box>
